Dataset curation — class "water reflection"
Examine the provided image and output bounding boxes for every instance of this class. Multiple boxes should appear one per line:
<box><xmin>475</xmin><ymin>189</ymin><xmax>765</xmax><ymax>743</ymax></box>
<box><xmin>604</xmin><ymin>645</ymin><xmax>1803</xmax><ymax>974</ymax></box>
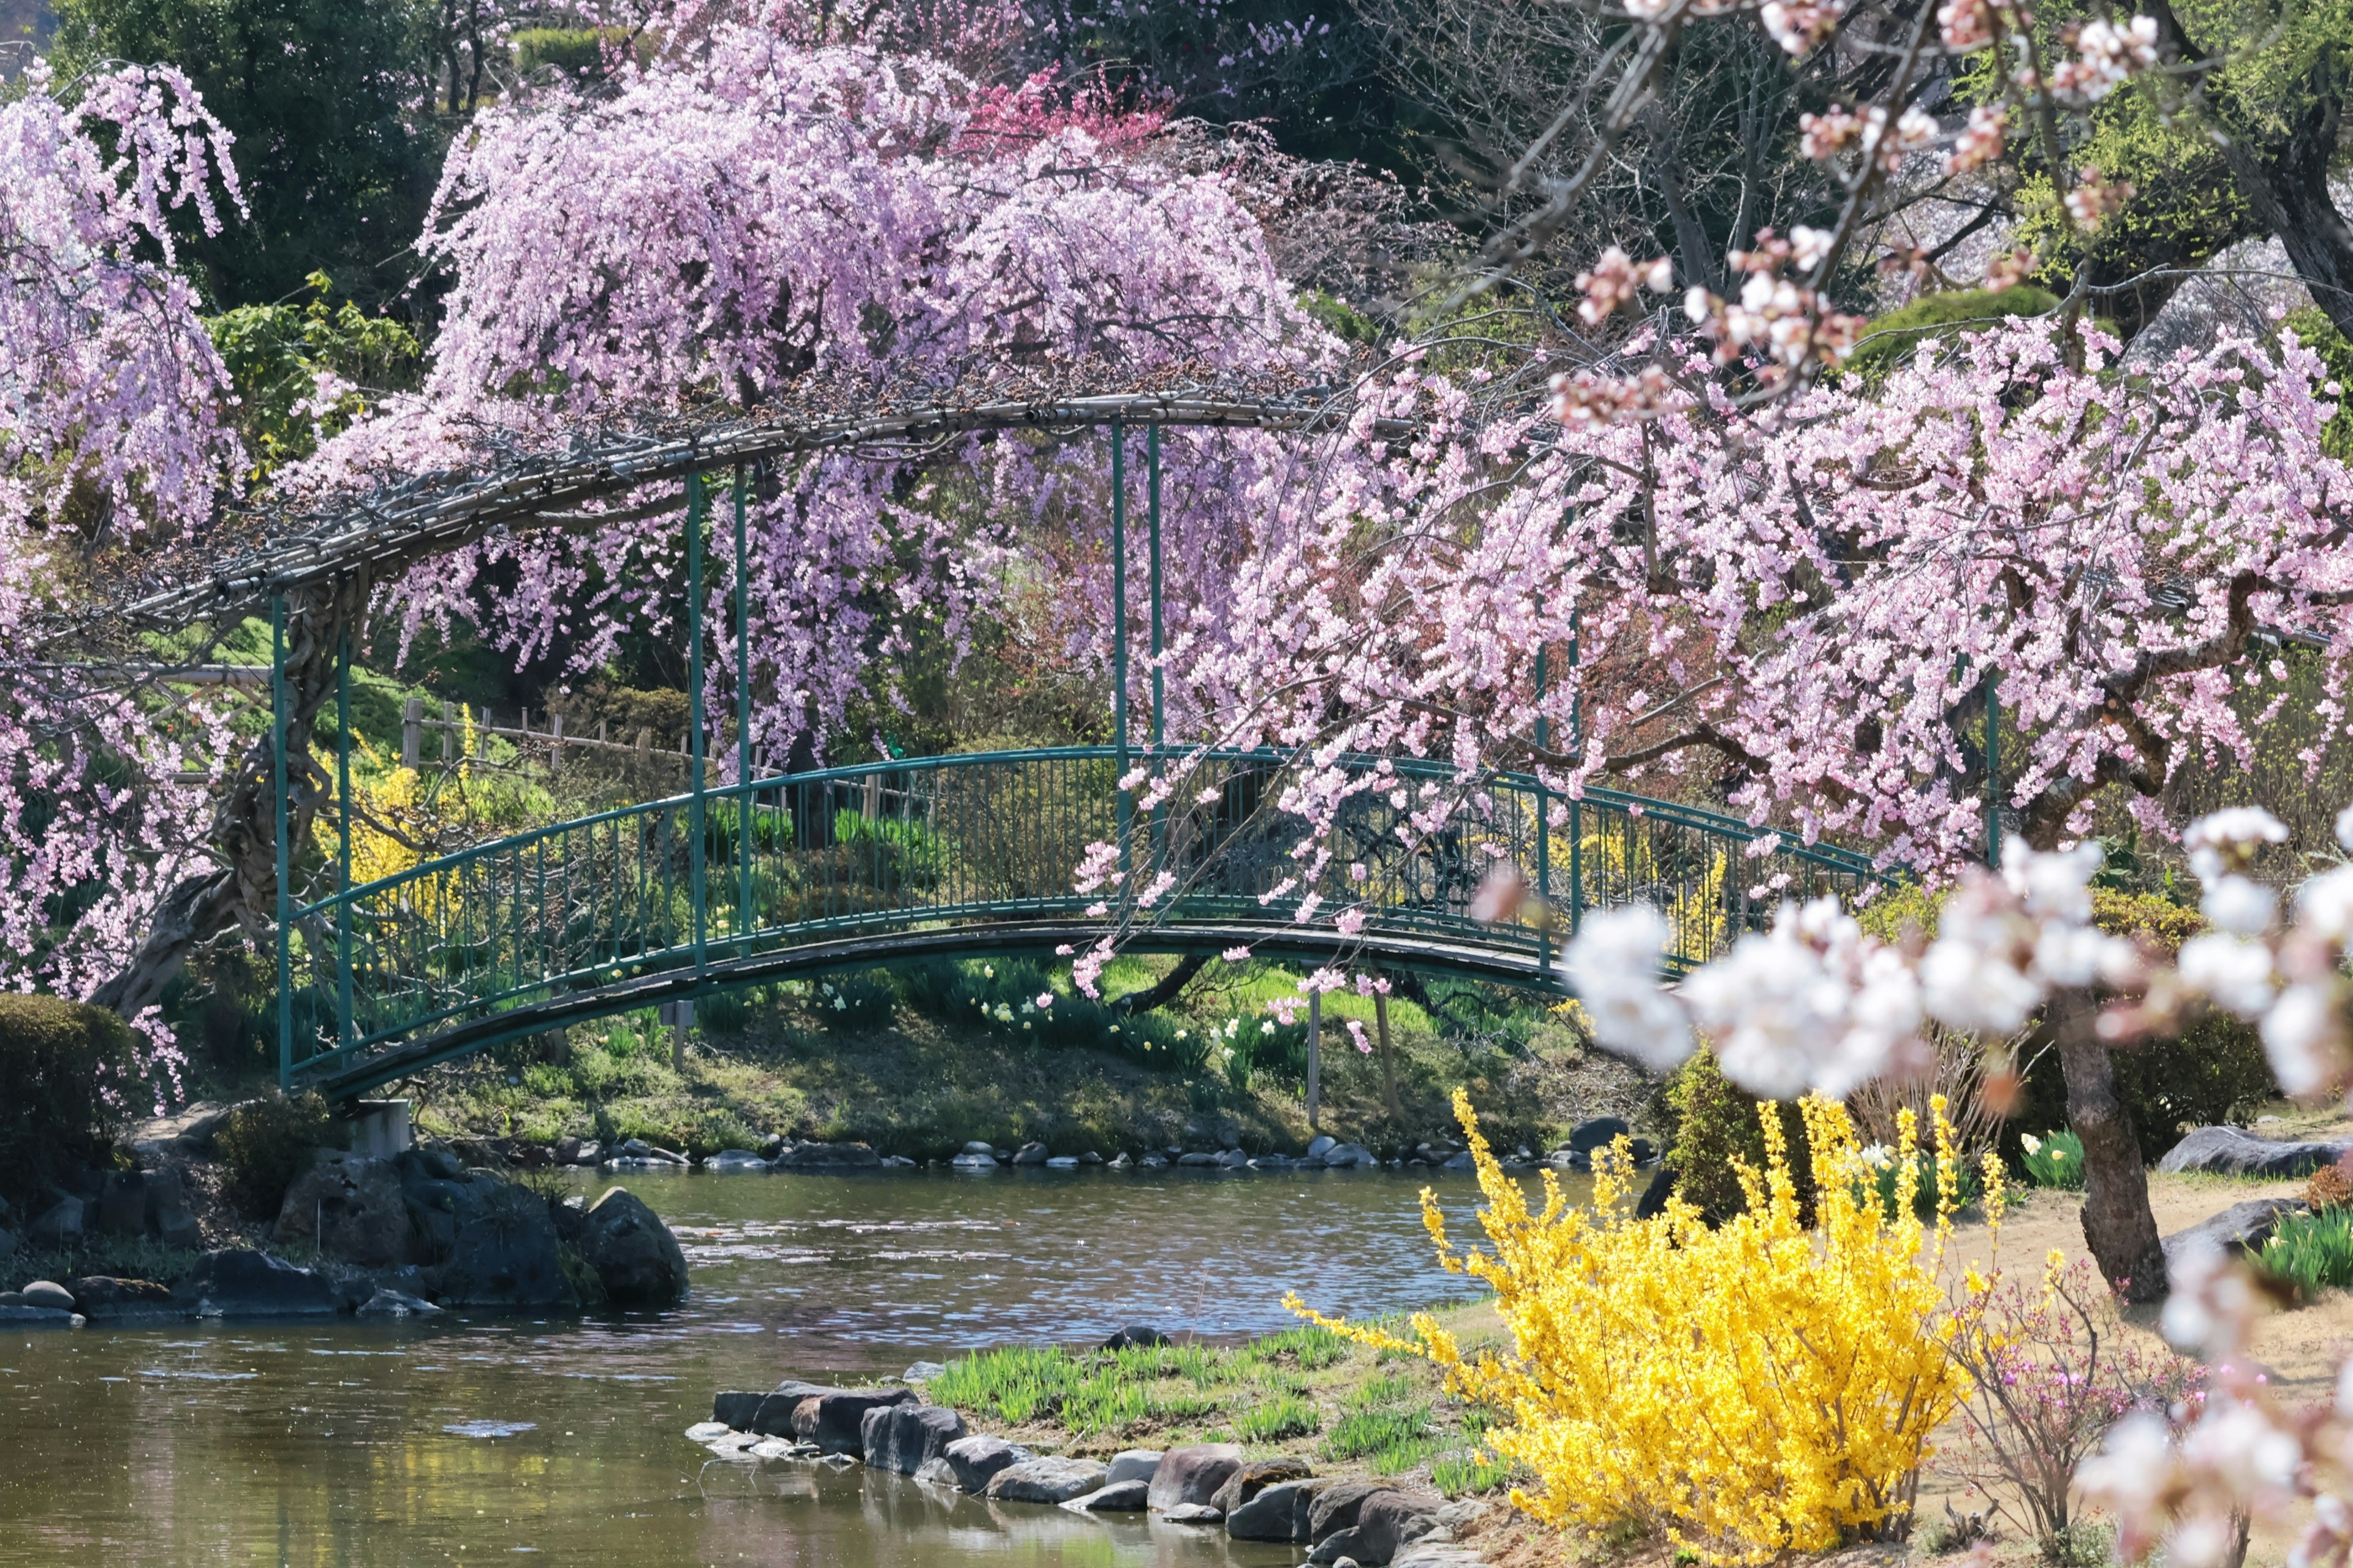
<box><xmin>0</xmin><ymin>1167</ymin><xmax>1541</xmax><ymax>1566</ymax></box>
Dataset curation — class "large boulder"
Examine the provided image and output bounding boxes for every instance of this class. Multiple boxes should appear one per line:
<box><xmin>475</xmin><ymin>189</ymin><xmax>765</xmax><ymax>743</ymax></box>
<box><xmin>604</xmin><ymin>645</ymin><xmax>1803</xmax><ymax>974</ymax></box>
<box><xmin>1106</xmin><ymin>1449</ymin><xmax>1163</xmax><ymax>1487</ymax></box>
<box><xmin>277</xmin><ymin>1153</ymin><xmax>411</xmax><ymax>1268</ymax></box>
<box><xmin>126</xmin><ymin>1099</ymin><xmax>236</xmax><ymax>1161</ymax></box>
<box><xmin>987</xmin><ymin>1455</ymin><xmax>1109</xmax><ymax>1505</ymax></box>
<box><xmin>1308</xmin><ymin>1479</ymin><xmax>1386</xmax><ymax>1542</ymax></box>
<box><xmin>1351</xmin><ymin>1490</ymin><xmax>1445</xmax><ymax>1564</ymax></box>
<box><xmin>144</xmin><ymin>1167</ymin><xmax>202</xmax><ymax>1249</ymax></box>
<box><xmin>431</xmin><ymin>1179</ymin><xmax>578</xmax><ymax>1309</ymax></box>
<box><xmin>773</xmin><ymin>1142</ymin><xmax>882</xmax><ymax>1172</ymax></box>
<box><xmin>1319</xmin><ymin>1143</ymin><xmax>1379</xmax><ymax>1170</ymax></box>
<box><xmin>862</xmin><ymin>1402</ymin><xmax>966</xmax><ymax>1475</ymax></box>
<box><xmin>1063</xmin><ymin>1479</ymin><xmax>1151</xmax><ymax>1513</ymax></box>
<box><xmin>66</xmin><ymin>1276</ymin><xmax>183</xmax><ymax>1323</ymax></box>
<box><xmin>726</xmin><ymin>1379</ymin><xmax>846</xmax><ymax>1437</ymax></box>
<box><xmin>1148</xmin><ymin>1443</ymin><xmax>1245</xmax><ymax>1511</ymax></box>
<box><xmin>21</xmin><ymin>1279</ymin><xmax>74</xmax><ymax>1310</ymax></box>
<box><xmin>26</xmin><ymin>1195</ymin><xmax>83</xmax><ymax>1247</ymax></box>
<box><xmin>1228</xmin><ymin>1478</ymin><xmax>1329</xmax><ymax>1542</ymax></box>
<box><xmin>936</xmin><ymin>1433</ymin><xmax>1030</xmax><ymax>1493</ymax></box>
<box><xmin>173</xmin><ymin>1249</ymin><xmax>338</xmax><ymax>1317</ymax></box>
<box><xmin>2163</xmin><ymin>1197</ymin><xmax>2306</xmax><ymax>1263</ymax></box>
<box><xmin>2157</xmin><ymin>1126</ymin><xmax>2353</xmax><ymax>1179</ymax></box>
<box><xmin>577</xmin><ymin>1187</ymin><xmax>688</xmax><ymax>1306</ymax></box>
<box><xmin>1213</xmin><ymin>1456</ymin><xmax>1313</xmax><ymax>1515</ymax></box>
<box><xmin>1010</xmin><ymin>1142</ymin><xmax>1050</xmax><ymax>1166</ymax></box>
<box><xmin>792</xmin><ymin>1387</ymin><xmax>916</xmax><ymax>1455</ymax></box>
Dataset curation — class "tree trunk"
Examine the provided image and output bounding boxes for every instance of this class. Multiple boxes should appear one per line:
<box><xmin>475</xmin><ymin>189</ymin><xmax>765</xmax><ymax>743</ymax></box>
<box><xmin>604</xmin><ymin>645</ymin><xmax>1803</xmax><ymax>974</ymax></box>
<box><xmin>2143</xmin><ymin>0</ymin><xmax>2353</xmax><ymax>341</ymax></box>
<box><xmin>91</xmin><ymin>578</ymin><xmax>362</xmax><ymax>1023</ymax></box>
<box><xmin>1375</xmin><ymin>990</ymin><xmax>1401</xmax><ymax>1119</ymax></box>
<box><xmin>2052</xmin><ymin>991</ymin><xmax>2169</xmax><ymax>1302</ymax></box>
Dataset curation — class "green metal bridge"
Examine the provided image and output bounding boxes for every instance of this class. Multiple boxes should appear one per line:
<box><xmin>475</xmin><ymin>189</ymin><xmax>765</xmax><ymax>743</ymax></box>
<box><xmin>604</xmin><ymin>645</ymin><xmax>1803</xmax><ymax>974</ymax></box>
<box><xmin>276</xmin><ymin>744</ymin><xmax>1883</xmax><ymax>1098</ymax></box>
<box><xmin>258</xmin><ymin>413</ymin><xmax>1887</xmax><ymax>1100</ymax></box>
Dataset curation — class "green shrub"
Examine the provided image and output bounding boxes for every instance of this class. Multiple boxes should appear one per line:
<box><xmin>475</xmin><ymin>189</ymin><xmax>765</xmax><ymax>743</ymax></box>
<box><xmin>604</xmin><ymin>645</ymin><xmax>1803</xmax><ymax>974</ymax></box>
<box><xmin>1662</xmin><ymin>1048</ymin><xmax>1814</xmax><ymax>1220</ymax></box>
<box><xmin>2264</xmin><ymin>1206</ymin><xmax>2353</xmax><ymax>1295</ymax></box>
<box><xmin>216</xmin><ymin>1091</ymin><xmax>333</xmax><ymax>1217</ymax></box>
<box><xmin>1844</xmin><ymin>287</ymin><xmax>2063</xmax><ymax>382</ymax></box>
<box><xmin>0</xmin><ymin>994</ymin><xmax>134</xmax><ymax>1205</ymax></box>
<box><xmin>2019</xmin><ymin>1128</ymin><xmax>2087</xmax><ymax>1189</ymax></box>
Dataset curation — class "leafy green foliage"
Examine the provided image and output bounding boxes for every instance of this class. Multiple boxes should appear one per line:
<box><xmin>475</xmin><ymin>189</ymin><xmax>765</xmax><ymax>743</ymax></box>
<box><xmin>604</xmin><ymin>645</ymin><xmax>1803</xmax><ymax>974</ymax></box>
<box><xmin>1232</xmin><ymin>1393</ymin><xmax>1322</xmax><ymax>1441</ymax></box>
<box><xmin>811</xmin><ymin>970</ymin><xmax>898</xmax><ymax>1032</ymax></box>
<box><xmin>53</xmin><ymin>0</ymin><xmax>438</xmax><ymax>309</ymax></box>
<box><xmin>216</xmin><ymin>1091</ymin><xmax>333</xmax><ymax>1217</ymax></box>
<box><xmin>1845</xmin><ymin>288</ymin><xmax>2060</xmax><ymax>382</ymax></box>
<box><xmin>0</xmin><ymin>994</ymin><xmax>134</xmax><ymax>1206</ymax></box>
<box><xmin>205</xmin><ymin>273</ymin><xmax>419</xmax><ymax>480</ymax></box>
<box><xmin>511</xmin><ymin>26</ymin><xmax>641</xmax><ymax>80</ymax></box>
<box><xmin>926</xmin><ymin>1326</ymin><xmax>1350</xmax><ymax>1438</ymax></box>
<box><xmin>2260</xmin><ymin>1206</ymin><xmax>2353</xmax><ymax>1295</ymax></box>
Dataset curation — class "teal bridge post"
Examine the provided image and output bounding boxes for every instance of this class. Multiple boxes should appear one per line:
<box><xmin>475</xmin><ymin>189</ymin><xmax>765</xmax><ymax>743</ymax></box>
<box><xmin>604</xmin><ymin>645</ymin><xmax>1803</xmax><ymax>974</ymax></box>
<box><xmin>272</xmin><ymin>425</ymin><xmax>1887</xmax><ymax>1099</ymax></box>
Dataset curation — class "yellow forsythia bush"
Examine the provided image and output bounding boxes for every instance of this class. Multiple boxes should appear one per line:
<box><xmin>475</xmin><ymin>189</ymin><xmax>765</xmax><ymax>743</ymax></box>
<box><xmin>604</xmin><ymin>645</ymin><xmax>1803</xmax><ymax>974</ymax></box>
<box><xmin>1293</xmin><ymin>1089</ymin><xmax>2001</xmax><ymax>1564</ymax></box>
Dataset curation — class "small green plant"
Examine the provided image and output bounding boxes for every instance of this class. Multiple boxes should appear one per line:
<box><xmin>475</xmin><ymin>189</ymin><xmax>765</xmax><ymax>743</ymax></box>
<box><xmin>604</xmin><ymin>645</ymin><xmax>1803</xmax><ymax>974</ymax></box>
<box><xmin>2020</xmin><ymin>1129</ymin><xmax>2087</xmax><ymax>1190</ymax></box>
<box><xmin>1233</xmin><ymin>1393</ymin><xmax>1322</xmax><ymax>1442</ymax></box>
<box><xmin>812</xmin><ymin>970</ymin><xmax>898</xmax><ymax>1031</ymax></box>
<box><xmin>2262</xmin><ymin>1206</ymin><xmax>2353</xmax><ymax>1295</ymax></box>
<box><xmin>1432</xmin><ymin>1449</ymin><xmax>1517</xmax><ymax>1496</ymax></box>
<box><xmin>216</xmin><ymin>1091</ymin><xmax>334</xmax><ymax>1217</ymax></box>
<box><xmin>1857</xmin><ymin>1146</ymin><xmax>1984</xmax><ymax>1221</ymax></box>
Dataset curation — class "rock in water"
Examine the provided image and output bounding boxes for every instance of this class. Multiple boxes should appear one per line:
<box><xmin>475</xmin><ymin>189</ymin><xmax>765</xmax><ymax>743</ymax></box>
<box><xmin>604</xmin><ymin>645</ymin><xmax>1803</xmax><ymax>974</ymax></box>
<box><xmin>578</xmin><ymin>1187</ymin><xmax>689</xmax><ymax>1306</ymax></box>
<box><xmin>1306</xmin><ymin>1134</ymin><xmax>1336</xmax><ymax>1161</ymax></box>
<box><xmin>914</xmin><ymin>1456</ymin><xmax>961</xmax><ymax>1488</ymax></box>
<box><xmin>1062</xmin><ymin>1479</ymin><xmax>1150</xmax><ymax>1513</ymax></box>
<box><xmin>64</xmin><ymin>1276</ymin><xmax>182</xmax><ymax>1322</ymax></box>
<box><xmin>173</xmin><ymin>1250</ymin><xmax>337</xmax><ymax>1318</ymax></box>
<box><xmin>1148</xmin><ymin>1444</ymin><xmax>1245</xmax><ymax>1511</ymax></box>
<box><xmin>950</xmin><ymin>1153</ymin><xmax>997</xmax><ymax>1172</ymax></box>
<box><xmin>356</xmin><ymin>1288</ymin><xmax>442</xmax><ymax>1319</ymax></box>
<box><xmin>792</xmin><ymin>1388</ymin><xmax>917</xmax><ymax>1455</ymax></box>
<box><xmin>1162</xmin><ymin>1504</ymin><xmax>1224</xmax><ymax>1524</ymax></box>
<box><xmin>20</xmin><ymin>1279</ymin><xmax>74</xmax><ymax>1311</ymax></box>
<box><xmin>1106</xmin><ymin>1449</ymin><xmax>1163</xmax><ymax>1487</ymax></box>
<box><xmin>702</xmin><ymin>1150</ymin><xmax>770</xmax><ymax>1172</ymax></box>
<box><xmin>1228</xmin><ymin>1479</ymin><xmax>1329</xmax><ymax>1542</ymax></box>
<box><xmin>0</xmin><ymin>1305</ymin><xmax>78</xmax><ymax>1327</ymax></box>
<box><xmin>987</xmin><ymin>1456</ymin><xmax>1110</xmax><ymax>1504</ymax></box>
<box><xmin>2157</xmin><ymin>1126</ymin><xmax>2353</xmax><ymax>1178</ymax></box>
<box><xmin>1319</xmin><ymin>1143</ymin><xmax>1378</xmax><ymax>1170</ymax></box>
<box><xmin>862</xmin><ymin>1403</ymin><xmax>967</xmax><ymax>1475</ymax></box>
<box><xmin>1010</xmin><ymin>1142</ymin><xmax>1050</xmax><ymax>1166</ymax></box>
<box><xmin>938</xmin><ymin>1433</ymin><xmax>1030</xmax><ymax>1493</ymax></box>
<box><xmin>1212</xmin><ymin>1456</ymin><xmax>1313</xmax><ymax>1515</ymax></box>
<box><xmin>772</xmin><ymin>1142</ymin><xmax>883</xmax><ymax>1172</ymax></box>
<box><xmin>432</xmin><ymin>1180</ymin><xmax>577</xmax><ymax>1309</ymax></box>
<box><xmin>2162</xmin><ymin>1197</ymin><xmax>2306</xmax><ymax>1262</ymax></box>
<box><xmin>278</xmin><ymin>1152</ymin><xmax>411</xmax><ymax>1268</ymax></box>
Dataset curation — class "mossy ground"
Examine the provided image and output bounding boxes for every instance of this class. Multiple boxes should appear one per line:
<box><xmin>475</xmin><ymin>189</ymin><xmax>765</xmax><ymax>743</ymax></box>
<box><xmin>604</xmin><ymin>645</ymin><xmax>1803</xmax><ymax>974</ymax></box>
<box><xmin>412</xmin><ymin>956</ymin><xmax>1658</xmax><ymax>1158</ymax></box>
<box><xmin>918</xmin><ymin>1301</ymin><xmax>1521</xmax><ymax>1499</ymax></box>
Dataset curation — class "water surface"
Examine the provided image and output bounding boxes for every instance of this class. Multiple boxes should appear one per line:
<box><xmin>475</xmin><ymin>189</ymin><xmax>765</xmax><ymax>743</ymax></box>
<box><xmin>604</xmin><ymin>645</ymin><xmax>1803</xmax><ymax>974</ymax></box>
<box><xmin>0</xmin><ymin>1166</ymin><xmax>1540</xmax><ymax>1567</ymax></box>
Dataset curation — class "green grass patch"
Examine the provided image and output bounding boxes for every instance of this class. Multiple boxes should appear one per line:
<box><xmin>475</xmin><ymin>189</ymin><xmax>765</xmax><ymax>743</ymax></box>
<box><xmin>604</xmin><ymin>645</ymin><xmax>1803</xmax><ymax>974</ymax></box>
<box><xmin>1233</xmin><ymin>1393</ymin><xmax>1323</xmax><ymax>1442</ymax></box>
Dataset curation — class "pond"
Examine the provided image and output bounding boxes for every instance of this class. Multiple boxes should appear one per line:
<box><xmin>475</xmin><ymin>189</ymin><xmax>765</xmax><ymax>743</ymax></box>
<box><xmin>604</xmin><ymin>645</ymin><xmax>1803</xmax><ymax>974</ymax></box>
<box><xmin>0</xmin><ymin>1165</ymin><xmax>1561</xmax><ymax>1567</ymax></box>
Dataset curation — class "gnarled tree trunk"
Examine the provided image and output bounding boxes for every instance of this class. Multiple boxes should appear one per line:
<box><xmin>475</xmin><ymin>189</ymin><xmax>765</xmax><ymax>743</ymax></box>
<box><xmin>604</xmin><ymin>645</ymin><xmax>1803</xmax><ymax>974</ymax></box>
<box><xmin>2048</xmin><ymin>990</ymin><xmax>2169</xmax><ymax>1302</ymax></box>
<box><xmin>91</xmin><ymin>576</ymin><xmax>365</xmax><ymax>1023</ymax></box>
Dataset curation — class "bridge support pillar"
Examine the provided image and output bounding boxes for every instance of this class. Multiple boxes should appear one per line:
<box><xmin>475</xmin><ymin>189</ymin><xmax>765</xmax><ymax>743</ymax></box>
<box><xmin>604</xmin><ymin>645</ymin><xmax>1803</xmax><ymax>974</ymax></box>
<box><xmin>1306</xmin><ymin>990</ymin><xmax>1320</xmax><ymax>1130</ymax></box>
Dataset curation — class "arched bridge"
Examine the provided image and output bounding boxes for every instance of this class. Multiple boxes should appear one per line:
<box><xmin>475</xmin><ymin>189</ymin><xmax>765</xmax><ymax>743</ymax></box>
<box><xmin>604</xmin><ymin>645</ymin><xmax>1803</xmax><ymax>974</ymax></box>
<box><xmin>279</xmin><ymin>746</ymin><xmax>1883</xmax><ymax>1099</ymax></box>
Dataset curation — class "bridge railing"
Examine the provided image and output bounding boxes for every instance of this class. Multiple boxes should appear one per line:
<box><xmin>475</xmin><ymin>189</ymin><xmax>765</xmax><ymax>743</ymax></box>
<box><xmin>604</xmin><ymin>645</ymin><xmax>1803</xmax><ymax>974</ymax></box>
<box><xmin>279</xmin><ymin>747</ymin><xmax>1884</xmax><ymax>1090</ymax></box>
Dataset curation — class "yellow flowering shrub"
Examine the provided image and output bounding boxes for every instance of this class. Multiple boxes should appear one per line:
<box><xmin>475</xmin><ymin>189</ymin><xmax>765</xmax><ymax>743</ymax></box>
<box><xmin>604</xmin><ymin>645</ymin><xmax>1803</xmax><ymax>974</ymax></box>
<box><xmin>1292</xmin><ymin>1089</ymin><xmax>2001</xmax><ymax>1563</ymax></box>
